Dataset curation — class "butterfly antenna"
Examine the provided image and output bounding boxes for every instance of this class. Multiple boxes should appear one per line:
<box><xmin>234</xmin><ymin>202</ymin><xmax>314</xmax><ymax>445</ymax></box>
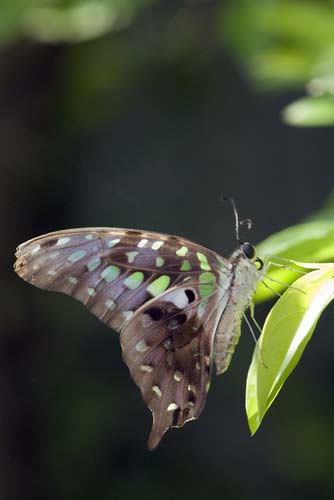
<box><xmin>222</xmin><ymin>197</ymin><xmax>241</xmax><ymax>242</ymax></box>
<box><xmin>222</xmin><ymin>197</ymin><xmax>253</xmax><ymax>243</ymax></box>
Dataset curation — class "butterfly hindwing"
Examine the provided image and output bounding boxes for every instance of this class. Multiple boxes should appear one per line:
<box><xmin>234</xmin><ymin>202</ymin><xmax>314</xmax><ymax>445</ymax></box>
<box><xmin>120</xmin><ymin>280</ymin><xmax>226</xmax><ymax>449</ymax></box>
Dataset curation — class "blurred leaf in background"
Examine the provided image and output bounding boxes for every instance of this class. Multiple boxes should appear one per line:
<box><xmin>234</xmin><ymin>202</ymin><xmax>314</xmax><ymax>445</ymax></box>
<box><xmin>0</xmin><ymin>0</ymin><xmax>153</xmax><ymax>45</ymax></box>
<box><xmin>219</xmin><ymin>0</ymin><xmax>334</xmax><ymax>126</ymax></box>
<box><xmin>282</xmin><ymin>94</ymin><xmax>334</xmax><ymax>126</ymax></box>
<box><xmin>1</xmin><ymin>0</ymin><xmax>333</xmax><ymax>127</ymax></box>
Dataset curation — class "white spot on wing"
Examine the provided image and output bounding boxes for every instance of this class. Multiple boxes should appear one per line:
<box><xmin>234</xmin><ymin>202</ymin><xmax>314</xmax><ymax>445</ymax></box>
<box><xmin>152</xmin><ymin>385</ymin><xmax>162</xmax><ymax>397</ymax></box>
<box><xmin>174</xmin><ymin>371</ymin><xmax>183</xmax><ymax>382</ymax></box>
<box><xmin>57</xmin><ymin>237</ymin><xmax>71</xmax><ymax>246</ymax></box>
<box><xmin>68</xmin><ymin>276</ymin><xmax>78</xmax><ymax>284</ymax></box>
<box><xmin>167</xmin><ymin>403</ymin><xmax>178</xmax><ymax>412</ymax></box>
<box><xmin>122</xmin><ymin>311</ymin><xmax>133</xmax><ymax>322</ymax></box>
<box><xmin>47</xmin><ymin>269</ymin><xmax>57</xmax><ymax>276</ymax></box>
<box><xmin>105</xmin><ymin>299</ymin><xmax>115</xmax><ymax>310</ymax></box>
<box><xmin>135</xmin><ymin>339</ymin><xmax>149</xmax><ymax>353</ymax></box>
<box><xmin>140</xmin><ymin>364</ymin><xmax>153</xmax><ymax>373</ymax></box>
<box><xmin>138</xmin><ymin>238</ymin><xmax>148</xmax><ymax>248</ymax></box>
<box><xmin>31</xmin><ymin>245</ymin><xmax>40</xmax><ymax>255</ymax></box>
<box><xmin>169</xmin><ymin>289</ymin><xmax>188</xmax><ymax>309</ymax></box>
<box><xmin>163</xmin><ymin>338</ymin><xmax>172</xmax><ymax>350</ymax></box>
<box><xmin>152</xmin><ymin>240</ymin><xmax>164</xmax><ymax>250</ymax></box>
<box><xmin>107</xmin><ymin>238</ymin><xmax>120</xmax><ymax>248</ymax></box>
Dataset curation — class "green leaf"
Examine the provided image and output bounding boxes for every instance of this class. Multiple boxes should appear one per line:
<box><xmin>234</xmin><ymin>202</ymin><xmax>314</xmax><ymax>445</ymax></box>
<box><xmin>246</xmin><ymin>263</ymin><xmax>334</xmax><ymax>435</ymax></box>
<box><xmin>282</xmin><ymin>95</ymin><xmax>334</xmax><ymax>127</ymax></box>
<box><xmin>254</xmin><ymin>219</ymin><xmax>334</xmax><ymax>303</ymax></box>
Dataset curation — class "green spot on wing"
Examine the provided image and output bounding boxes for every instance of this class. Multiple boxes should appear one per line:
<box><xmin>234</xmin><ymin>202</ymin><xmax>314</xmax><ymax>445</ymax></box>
<box><xmin>156</xmin><ymin>256</ymin><xmax>165</xmax><ymax>268</ymax></box>
<box><xmin>199</xmin><ymin>272</ymin><xmax>216</xmax><ymax>283</ymax></box>
<box><xmin>147</xmin><ymin>275</ymin><xmax>171</xmax><ymax>296</ymax></box>
<box><xmin>124</xmin><ymin>271</ymin><xmax>144</xmax><ymax>289</ymax></box>
<box><xmin>180</xmin><ymin>260</ymin><xmax>191</xmax><ymax>271</ymax></box>
<box><xmin>176</xmin><ymin>246</ymin><xmax>188</xmax><ymax>257</ymax></box>
<box><xmin>87</xmin><ymin>258</ymin><xmax>101</xmax><ymax>272</ymax></box>
<box><xmin>197</xmin><ymin>252</ymin><xmax>209</xmax><ymax>264</ymax></box>
<box><xmin>101</xmin><ymin>265</ymin><xmax>120</xmax><ymax>283</ymax></box>
<box><xmin>68</xmin><ymin>250</ymin><xmax>87</xmax><ymax>263</ymax></box>
<box><xmin>199</xmin><ymin>284</ymin><xmax>214</xmax><ymax>298</ymax></box>
<box><xmin>199</xmin><ymin>271</ymin><xmax>216</xmax><ymax>298</ymax></box>
<box><xmin>126</xmin><ymin>251</ymin><xmax>138</xmax><ymax>263</ymax></box>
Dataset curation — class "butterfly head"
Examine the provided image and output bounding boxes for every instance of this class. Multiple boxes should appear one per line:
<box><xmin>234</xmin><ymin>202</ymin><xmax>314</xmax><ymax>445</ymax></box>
<box><xmin>240</xmin><ymin>241</ymin><xmax>264</xmax><ymax>270</ymax></box>
<box><xmin>223</xmin><ymin>197</ymin><xmax>263</xmax><ymax>270</ymax></box>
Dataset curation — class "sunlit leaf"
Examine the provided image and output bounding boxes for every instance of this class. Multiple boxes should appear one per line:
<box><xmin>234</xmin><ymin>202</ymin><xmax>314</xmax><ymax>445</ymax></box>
<box><xmin>254</xmin><ymin>218</ymin><xmax>334</xmax><ymax>303</ymax></box>
<box><xmin>246</xmin><ymin>263</ymin><xmax>334</xmax><ymax>435</ymax></box>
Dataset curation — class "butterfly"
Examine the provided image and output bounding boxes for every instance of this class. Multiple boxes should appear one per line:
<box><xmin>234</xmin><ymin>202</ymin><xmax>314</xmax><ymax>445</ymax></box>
<box><xmin>14</xmin><ymin>226</ymin><xmax>264</xmax><ymax>449</ymax></box>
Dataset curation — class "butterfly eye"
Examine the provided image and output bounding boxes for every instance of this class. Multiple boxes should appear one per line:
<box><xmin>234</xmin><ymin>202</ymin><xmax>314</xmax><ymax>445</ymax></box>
<box><xmin>241</xmin><ymin>242</ymin><xmax>256</xmax><ymax>260</ymax></box>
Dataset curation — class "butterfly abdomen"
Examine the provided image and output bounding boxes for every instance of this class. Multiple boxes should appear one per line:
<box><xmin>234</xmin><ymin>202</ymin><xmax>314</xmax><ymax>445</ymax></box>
<box><xmin>214</xmin><ymin>250</ymin><xmax>263</xmax><ymax>375</ymax></box>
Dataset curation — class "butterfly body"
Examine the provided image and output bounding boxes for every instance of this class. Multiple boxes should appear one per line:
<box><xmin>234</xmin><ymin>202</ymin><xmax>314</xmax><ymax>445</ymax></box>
<box><xmin>214</xmin><ymin>247</ymin><xmax>263</xmax><ymax>375</ymax></box>
<box><xmin>14</xmin><ymin>227</ymin><xmax>264</xmax><ymax>449</ymax></box>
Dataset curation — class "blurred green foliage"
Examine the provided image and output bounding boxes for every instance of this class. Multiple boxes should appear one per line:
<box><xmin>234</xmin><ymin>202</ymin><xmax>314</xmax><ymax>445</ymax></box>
<box><xmin>0</xmin><ymin>0</ymin><xmax>153</xmax><ymax>44</ymax></box>
<box><xmin>282</xmin><ymin>94</ymin><xmax>334</xmax><ymax>126</ymax></box>
<box><xmin>0</xmin><ymin>0</ymin><xmax>333</xmax><ymax>126</ymax></box>
<box><xmin>220</xmin><ymin>0</ymin><xmax>334</xmax><ymax>126</ymax></box>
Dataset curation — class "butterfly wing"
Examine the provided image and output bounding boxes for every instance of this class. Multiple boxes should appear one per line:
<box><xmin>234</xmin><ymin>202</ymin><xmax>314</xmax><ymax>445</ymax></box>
<box><xmin>120</xmin><ymin>280</ymin><xmax>228</xmax><ymax>449</ymax></box>
<box><xmin>15</xmin><ymin>227</ymin><xmax>232</xmax><ymax>447</ymax></box>
<box><xmin>14</xmin><ymin>227</ymin><xmax>230</xmax><ymax>332</ymax></box>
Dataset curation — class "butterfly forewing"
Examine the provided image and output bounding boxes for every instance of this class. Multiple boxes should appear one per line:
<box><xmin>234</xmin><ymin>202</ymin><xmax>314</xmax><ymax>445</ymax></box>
<box><xmin>14</xmin><ymin>228</ymin><xmax>228</xmax><ymax>332</ymax></box>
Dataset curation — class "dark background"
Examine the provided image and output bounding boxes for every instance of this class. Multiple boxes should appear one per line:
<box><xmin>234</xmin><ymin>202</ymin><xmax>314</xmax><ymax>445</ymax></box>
<box><xmin>1</xmin><ymin>1</ymin><xmax>333</xmax><ymax>499</ymax></box>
